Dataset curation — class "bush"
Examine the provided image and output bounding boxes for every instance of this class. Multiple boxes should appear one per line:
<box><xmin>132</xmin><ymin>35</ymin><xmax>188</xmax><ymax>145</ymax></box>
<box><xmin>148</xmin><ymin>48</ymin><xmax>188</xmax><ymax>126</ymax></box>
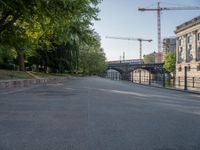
<box><xmin>0</xmin><ymin>63</ymin><xmax>16</xmax><ymax>70</ymax></box>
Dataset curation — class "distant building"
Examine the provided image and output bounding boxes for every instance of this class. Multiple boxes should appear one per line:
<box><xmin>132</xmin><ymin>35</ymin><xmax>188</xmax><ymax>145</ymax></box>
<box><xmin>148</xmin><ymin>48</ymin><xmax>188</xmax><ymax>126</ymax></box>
<box><xmin>162</xmin><ymin>37</ymin><xmax>176</xmax><ymax>60</ymax></box>
<box><xmin>155</xmin><ymin>52</ymin><xmax>163</xmax><ymax>63</ymax></box>
<box><xmin>143</xmin><ymin>51</ymin><xmax>163</xmax><ymax>64</ymax></box>
<box><xmin>175</xmin><ymin>16</ymin><xmax>200</xmax><ymax>89</ymax></box>
<box><xmin>143</xmin><ymin>52</ymin><xmax>155</xmax><ymax>64</ymax></box>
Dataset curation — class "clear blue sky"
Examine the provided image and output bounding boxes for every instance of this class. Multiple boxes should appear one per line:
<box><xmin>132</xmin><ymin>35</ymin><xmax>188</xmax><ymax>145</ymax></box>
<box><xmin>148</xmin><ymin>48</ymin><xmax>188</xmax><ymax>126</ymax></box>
<box><xmin>93</xmin><ymin>0</ymin><xmax>200</xmax><ymax>61</ymax></box>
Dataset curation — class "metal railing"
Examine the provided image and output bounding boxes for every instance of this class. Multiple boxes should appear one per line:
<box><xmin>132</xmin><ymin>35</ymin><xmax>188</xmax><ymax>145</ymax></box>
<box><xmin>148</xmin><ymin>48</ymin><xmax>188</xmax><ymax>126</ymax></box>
<box><xmin>105</xmin><ymin>66</ymin><xmax>200</xmax><ymax>92</ymax></box>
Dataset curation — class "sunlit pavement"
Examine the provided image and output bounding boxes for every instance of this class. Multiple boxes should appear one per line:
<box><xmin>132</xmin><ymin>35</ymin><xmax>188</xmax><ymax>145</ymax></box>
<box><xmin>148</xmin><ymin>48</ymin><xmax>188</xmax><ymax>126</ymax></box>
<box><xmin>0</xmin><ymin>77</ymin><xmax>200</xmax><ymax>150</ymax></box>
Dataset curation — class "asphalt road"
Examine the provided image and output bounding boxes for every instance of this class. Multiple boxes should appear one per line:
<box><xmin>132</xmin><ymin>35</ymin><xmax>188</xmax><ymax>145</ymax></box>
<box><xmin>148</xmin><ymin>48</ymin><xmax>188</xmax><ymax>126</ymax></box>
<box><xmin>0</xmin><ymin>77</ymin><xmax>200</xmax><ymax>150</ymax></box>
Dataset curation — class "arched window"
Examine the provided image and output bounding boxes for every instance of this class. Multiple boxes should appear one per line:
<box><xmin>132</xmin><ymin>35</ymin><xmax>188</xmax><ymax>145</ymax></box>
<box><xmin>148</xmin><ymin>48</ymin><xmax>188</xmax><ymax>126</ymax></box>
<box><xmin>186</xmin><ymin>45</ymin><xmax>192</xmax><ymax>62</ymax></box>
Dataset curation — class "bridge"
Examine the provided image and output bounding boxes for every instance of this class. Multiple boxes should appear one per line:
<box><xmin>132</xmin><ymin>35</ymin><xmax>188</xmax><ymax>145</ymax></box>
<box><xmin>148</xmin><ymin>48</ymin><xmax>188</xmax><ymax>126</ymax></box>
<box><xmin>106</xmin><ymin>60</ymin><xmax>165</xmax><ymax>83</ymax></box>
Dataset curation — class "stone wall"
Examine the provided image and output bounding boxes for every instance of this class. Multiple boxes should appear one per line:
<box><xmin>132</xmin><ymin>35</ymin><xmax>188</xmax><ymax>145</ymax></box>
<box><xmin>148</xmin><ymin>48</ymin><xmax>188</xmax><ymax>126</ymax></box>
<box><xmin>0</xmin><ymin>77</ymin><xmax>67</xmax><ymax>89</ymax></box>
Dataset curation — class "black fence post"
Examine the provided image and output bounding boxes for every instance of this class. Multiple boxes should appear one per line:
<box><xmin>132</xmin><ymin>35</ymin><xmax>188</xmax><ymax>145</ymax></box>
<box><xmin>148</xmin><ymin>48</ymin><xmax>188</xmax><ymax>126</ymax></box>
<box><xmin>173</xmin><ymin>75</ymin><xmax>175</xmax><ymax>87</ymax></box>
<box><xmin>131</xmin><ymin>72</ymin><xmax>133</xmax><ymax>82</ymax></box>
<box><xmin>192</xmin><ymin>77</ymin><xmax>195</xmax><ymax>88</ymax></box>
<box><xmin>139</xmin><ymin>70</ymin><xmax>141</xmax><ymax>84</ymax></box>
<box><xmin>162</xmin><ymin>72</ymin><xmax>165</xmax><ymax>88</ymax></box>
<box><xmin>149</xmin><ymin>73</ymin><xmax>151</xmax><ymax>85</ymax></box>
<box><xmin>184</xmin><ymin>66</ymin><xmax>187</xmax><ymax>90</ymax></box>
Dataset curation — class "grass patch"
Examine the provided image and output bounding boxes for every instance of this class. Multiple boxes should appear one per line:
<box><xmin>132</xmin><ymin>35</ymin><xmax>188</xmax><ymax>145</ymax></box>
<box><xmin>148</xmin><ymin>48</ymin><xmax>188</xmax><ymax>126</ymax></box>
<box><xmin>0</xmin><ymin>70</ymin><xmax>33</xmax><ymax>80</ymax></box>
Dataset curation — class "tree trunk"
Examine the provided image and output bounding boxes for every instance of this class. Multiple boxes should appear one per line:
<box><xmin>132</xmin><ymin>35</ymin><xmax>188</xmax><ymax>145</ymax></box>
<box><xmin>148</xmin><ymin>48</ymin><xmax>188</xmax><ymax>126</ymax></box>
<box><xmin>17</xmin><ymin>50</ymin><xmax>25</xmax><ymax>71</ymax></box>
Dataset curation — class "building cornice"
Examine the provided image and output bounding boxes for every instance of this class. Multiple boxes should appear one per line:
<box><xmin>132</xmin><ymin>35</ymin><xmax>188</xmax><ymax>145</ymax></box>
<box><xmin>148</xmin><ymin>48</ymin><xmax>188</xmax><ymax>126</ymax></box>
<box><xmin>175</xmin><ymin>16</ymin><xmax>200</xmax><ymax>33</ymax></box>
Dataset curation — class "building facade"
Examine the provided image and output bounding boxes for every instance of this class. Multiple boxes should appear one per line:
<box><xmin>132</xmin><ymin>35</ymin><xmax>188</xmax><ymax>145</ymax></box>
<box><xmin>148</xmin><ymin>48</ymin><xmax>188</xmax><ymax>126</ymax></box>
<box><xmin>162</xmin><ymin>37</ymin><xmax>176</xmax><ymax>60</ymax></box>
<box><xmin>155</xmin><ymin>52</ymin><xmax>163</xmax><ymax>63</ymax></box>
<box><xmin>175</xmin><ymin>16</ymin><xmax>200</xmax><ymax>89</ymax></box>
<box><xmin>143</xmin><ymin>51</ymin><xmax>163</xmax><ymax>64</ymax></box>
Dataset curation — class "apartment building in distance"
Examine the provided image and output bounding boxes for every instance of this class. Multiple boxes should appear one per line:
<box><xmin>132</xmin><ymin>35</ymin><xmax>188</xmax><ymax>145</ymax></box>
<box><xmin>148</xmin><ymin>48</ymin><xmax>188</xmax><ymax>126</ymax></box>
<box><xmin>162</xmin><ymin>37</ymin><xmax>176</xmax><ymax>60</ymax></box>
<box><xmin>175</xmin><ymin>16</ymin><xmax>200</xmax><ymax>89</ymax></box>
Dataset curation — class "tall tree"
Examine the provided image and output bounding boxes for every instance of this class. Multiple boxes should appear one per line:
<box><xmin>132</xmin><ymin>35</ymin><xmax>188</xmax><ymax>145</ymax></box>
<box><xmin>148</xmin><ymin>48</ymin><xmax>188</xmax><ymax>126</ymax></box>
<box><xmin>79</xmin><ymin>31</ymin><xmax>106</xmax><ymax>74</ymax></box>
<box><xmin>164</xmin><ymin>52</ymin><xmax>176</xmax><ymax>74</ymax></box>
<box><xmin>0</xmin><ymin>0</ymin><xmax>102</xmax><ymax>71</ymax></box>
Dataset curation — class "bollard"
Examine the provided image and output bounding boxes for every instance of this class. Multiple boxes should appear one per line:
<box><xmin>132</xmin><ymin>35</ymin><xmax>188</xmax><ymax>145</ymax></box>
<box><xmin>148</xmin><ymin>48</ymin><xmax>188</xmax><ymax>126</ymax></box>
<box><xmin>184</xmin><ymin>66</ymin><xmax>187</xmax><ymax>90</ymax></box>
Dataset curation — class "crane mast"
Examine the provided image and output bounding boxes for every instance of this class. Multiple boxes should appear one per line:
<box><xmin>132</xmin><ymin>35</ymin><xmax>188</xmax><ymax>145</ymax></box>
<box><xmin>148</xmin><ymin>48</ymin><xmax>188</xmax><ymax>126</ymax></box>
<box><xmin>106</xmin><ymin>36</ymin><xmax>152</xmax><ymax>60</ymax></box>
<box><xmin>157</xmin><ymin>2</ymin><xmax>161</xmax><ymax>53</ymax></box>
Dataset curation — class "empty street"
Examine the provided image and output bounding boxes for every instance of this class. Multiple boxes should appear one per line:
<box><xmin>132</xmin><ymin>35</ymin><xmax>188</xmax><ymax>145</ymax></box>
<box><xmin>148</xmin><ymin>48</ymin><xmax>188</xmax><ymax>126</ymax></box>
<box><xmin>0</xmin><ymin>77</ymin><xmax>200</xmax><ymax>150</ymax></box>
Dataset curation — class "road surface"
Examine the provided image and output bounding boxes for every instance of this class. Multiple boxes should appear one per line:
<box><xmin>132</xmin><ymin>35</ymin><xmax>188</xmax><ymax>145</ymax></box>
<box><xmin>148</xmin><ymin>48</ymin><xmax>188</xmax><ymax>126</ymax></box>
<box><xmin>0</xmin><ymin>77</ymin><xmax>200</xmax><ymax>150</ymax></box>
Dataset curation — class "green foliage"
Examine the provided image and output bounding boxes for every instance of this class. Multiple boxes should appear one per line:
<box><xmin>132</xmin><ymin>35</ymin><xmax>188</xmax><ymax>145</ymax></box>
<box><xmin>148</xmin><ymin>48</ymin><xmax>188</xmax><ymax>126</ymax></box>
<box><xmin>143</xmin><ymin>53</ymin><xmax>155</xmax><ymax>64</ymax></box>
<box><xmin>0</xmin><ymin>0</ymin><xmax>105</xmax><ymax>74</ymax></box>
<box><xmin>79</xmin><ymin>31</ymin><xmax>106</xmax><ymax>74</ymax></box>
<box><xmin>164</xmin><ymin>52</ymin><xmax>176</xmax><ymax>73</ymax></box>
<box><xmin>0</xmin><ymin>0</ymin><xmax>101</xmax><ymax>34</ymax></box>
<box><xmin>80</xmin><ymin>46</ymin><xmax>106</xmax><ymax>74</ymax></box>
<box><xmin>0</xmin><ymin>46</ymin><xmax>16</xmax><ymax>64</ymax></box>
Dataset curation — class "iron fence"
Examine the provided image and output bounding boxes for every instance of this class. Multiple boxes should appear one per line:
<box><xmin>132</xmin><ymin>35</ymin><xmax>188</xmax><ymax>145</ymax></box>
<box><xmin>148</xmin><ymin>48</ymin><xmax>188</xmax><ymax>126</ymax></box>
<box><xmin>105</xmin><ymin>66</ymin><xmax>200</xmax><ymax>92</ymax></box>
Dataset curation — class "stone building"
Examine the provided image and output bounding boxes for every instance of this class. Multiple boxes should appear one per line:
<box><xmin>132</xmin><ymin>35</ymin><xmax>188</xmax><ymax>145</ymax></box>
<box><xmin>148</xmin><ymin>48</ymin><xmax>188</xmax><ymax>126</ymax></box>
<box><xmin>175</xmin><ymin>16</ymin><xmax>200</xmax><ymax>89</ymax></box>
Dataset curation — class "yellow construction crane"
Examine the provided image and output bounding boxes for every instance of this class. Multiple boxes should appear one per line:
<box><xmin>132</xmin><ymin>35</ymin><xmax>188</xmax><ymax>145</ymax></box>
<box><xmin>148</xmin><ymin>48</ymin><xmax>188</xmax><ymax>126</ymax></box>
<box><xmin>105</xmin><ymin>36</ymin><xmax>152</xmax><ymax>60</ymax></box>
<box><xmin>138</xmin><ymin>1</ymin><xmax>200</xmax><ymax>53</ymax></box>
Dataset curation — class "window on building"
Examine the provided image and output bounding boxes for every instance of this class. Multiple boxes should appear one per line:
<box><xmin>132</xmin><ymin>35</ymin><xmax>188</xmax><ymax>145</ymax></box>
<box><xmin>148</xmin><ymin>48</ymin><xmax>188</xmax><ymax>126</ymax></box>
<box><xmin>178</xmin><ymin>47</ymin><xmax>183</xmax><ymax>63</ymax></box>
<box><xmin>198</xmin><ymin>33</ymin><xmax>200</xmax><ymax>41</ymax></box>
<box><xmin>178</xmin><ymin>66</ymin><xmax>182</xmax><ymax>72</ymax></box>
<box><xmin>178</xmin><ymin>39</ymin><xmax>182</xmax><ymax>46</ymax></box>
<box><xmin>197</xmin><ymin>63</ymin><xmax>200</xmax><ymax>71</ymax></box>
<box><xmin>187</xmin><ymin>35</ymin><xmax>192</xmax><ymax>43</ymax></box>
<box><xmin>186</xmin><ymin>45</ymin><xmax>193</xmax><ymax>62</ymax></box>
<box><xmin>188</xmin><ymin>64</ymin><xmax>191</xmax><ymax>71</ymax></box>
<box><xmin>197</xmin><ymin>47</ymin><xmax>200</xmax><ymax>61</ymax></box>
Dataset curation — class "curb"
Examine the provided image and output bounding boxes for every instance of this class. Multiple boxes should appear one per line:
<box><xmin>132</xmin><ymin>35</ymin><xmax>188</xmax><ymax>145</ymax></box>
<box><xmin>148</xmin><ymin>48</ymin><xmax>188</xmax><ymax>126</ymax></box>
<box><xmin>0</xmin><ymin>77</ymin><xmax>68</xmax><ymax>90</ymax></box>
<box><xmin>127</xmin><ymin>80</ymin><xmax>200</xmax><ymax>95</ymax></box>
